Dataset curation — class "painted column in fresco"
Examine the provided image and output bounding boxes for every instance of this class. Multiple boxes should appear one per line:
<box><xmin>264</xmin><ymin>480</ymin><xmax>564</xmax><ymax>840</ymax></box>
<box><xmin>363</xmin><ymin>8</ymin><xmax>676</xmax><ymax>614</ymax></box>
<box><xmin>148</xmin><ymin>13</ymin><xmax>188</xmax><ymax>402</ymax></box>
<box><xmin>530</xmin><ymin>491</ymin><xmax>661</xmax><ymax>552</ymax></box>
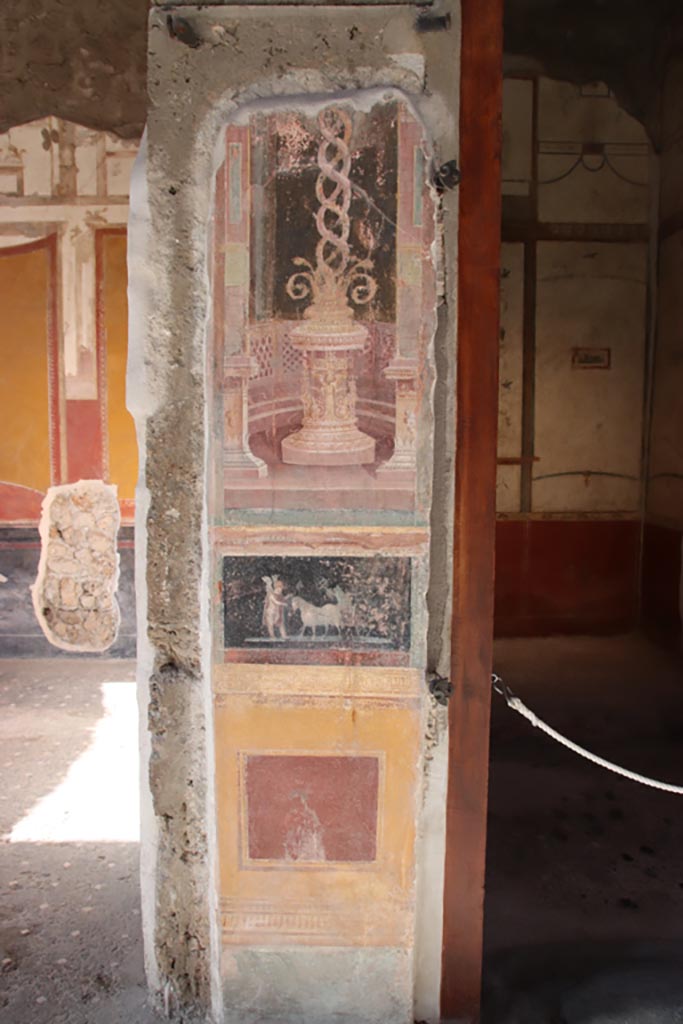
<box><xmin>377</xmin><ymin>104</ymin><xmax>428</xmax><ymax>485</ymax></box>
<box><xmin>221</xmin><ymin>125</ymin><xmax>266</xmax><ymax>480</ymax></box>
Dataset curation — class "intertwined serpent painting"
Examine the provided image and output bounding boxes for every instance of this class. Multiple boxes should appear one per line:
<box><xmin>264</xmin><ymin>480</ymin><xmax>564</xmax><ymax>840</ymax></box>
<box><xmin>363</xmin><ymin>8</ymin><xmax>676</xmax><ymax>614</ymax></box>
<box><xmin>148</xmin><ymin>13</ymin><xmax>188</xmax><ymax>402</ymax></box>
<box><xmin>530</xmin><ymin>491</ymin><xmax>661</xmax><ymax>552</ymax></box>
<box><xmin>213</xmin><ymin>100</ymin><xmax>435</xmax><ymax>514</ymax></box>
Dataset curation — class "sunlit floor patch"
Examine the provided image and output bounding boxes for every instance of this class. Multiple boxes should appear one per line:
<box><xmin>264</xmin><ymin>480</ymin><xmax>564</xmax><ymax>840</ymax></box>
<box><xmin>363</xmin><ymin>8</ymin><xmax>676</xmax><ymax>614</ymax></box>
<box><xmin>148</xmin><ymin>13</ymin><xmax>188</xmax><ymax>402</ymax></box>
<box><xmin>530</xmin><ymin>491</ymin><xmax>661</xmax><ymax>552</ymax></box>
<box><xmin>8</xmin><ymin>681</ymin><xmax>139</xmax><ymax>843</ymax></box>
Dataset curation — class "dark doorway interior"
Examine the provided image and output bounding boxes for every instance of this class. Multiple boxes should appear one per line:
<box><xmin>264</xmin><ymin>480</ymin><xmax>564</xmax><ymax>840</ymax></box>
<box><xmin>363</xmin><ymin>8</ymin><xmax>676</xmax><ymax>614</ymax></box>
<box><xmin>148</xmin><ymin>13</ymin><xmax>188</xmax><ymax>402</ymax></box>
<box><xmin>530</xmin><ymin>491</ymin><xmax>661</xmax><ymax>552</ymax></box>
<box><xmin>484</xmin><ymin>4</ymin><xmax>683</xmax><ymax>1018</ymax></box>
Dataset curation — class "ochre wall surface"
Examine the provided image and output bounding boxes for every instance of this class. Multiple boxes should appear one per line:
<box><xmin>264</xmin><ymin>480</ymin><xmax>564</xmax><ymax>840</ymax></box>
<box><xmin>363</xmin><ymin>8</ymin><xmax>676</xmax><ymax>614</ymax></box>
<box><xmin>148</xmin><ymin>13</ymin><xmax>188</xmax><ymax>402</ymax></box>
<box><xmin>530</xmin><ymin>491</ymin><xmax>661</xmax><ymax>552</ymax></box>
<box><xmin>0</xmin><ymin>239</ymin><xmax>53</xmax><ymax>499</ymax></box>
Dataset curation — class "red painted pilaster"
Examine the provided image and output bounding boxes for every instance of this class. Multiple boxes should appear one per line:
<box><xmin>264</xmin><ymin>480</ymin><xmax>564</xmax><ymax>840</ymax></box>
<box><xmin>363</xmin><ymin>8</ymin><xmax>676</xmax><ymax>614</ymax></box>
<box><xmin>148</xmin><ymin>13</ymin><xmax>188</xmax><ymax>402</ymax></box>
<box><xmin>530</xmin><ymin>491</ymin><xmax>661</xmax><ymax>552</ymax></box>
<box><xmin>441</xmin><ymin>0</ymin><xmax>503</xmax><ymax>1019</ymax></box>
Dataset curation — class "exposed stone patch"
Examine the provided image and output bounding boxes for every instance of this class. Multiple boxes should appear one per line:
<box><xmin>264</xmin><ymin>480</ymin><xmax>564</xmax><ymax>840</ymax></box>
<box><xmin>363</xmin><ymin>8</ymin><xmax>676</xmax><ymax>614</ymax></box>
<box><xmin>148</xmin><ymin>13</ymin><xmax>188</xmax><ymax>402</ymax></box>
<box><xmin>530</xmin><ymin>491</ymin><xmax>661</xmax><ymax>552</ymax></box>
<box><xmin>32</xmin><ymin>481</ymin><xmax>121</xmax><ymax>652</ymax></box>
<box><xmin>147</xmin><ymin>659</ymin><xmax>211</xmax><ymax>1011</ymax></box>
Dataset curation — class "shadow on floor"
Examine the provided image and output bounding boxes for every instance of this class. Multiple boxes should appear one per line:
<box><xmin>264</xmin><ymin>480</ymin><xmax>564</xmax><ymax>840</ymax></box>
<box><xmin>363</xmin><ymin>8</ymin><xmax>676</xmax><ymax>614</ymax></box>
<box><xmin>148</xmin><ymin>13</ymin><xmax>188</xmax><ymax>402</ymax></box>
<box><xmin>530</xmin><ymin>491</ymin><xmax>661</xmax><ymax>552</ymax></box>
<box><xmin>483</xmin><ymin>634</ymin><xmax>683</xmax><ymax>1023</ymax></box>
<box><xmin>0</xmin><ymin>658</ymin><xmax>162</xmax><ymax>1024</ymax></box>
<box><xmin>484</xmin><ymin>940</ymin><xmax>683</xmax><ymax>1024</ymax></box>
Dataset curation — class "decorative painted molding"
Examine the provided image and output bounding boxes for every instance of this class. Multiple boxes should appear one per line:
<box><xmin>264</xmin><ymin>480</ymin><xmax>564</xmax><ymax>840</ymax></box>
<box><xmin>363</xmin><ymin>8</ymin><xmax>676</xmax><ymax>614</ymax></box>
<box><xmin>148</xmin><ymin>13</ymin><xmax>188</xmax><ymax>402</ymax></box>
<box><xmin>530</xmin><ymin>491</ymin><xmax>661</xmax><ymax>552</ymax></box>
<box><xmin>214</xmin><ymin>663</ymin><xmax>421</xmax><ymax>703</ymax></box>
<box><xmin>219</xmin><ymin>896</ymin><xmax>413</xmax><ymax>948</ymax></box>
<box><xmin>211</xmin><ymin>523</ymin><xmax>430</xmax><ymax>555</ymax></box>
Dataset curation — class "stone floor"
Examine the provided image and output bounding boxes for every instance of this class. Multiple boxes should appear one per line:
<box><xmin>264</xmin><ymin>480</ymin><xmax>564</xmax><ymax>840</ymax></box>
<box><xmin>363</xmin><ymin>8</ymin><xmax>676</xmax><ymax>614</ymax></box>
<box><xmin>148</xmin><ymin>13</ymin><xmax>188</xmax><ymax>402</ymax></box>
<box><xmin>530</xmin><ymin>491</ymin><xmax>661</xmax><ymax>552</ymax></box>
<box><xmin>1</xmin><ymin>635</ymin><xmax>682</xmax><ymax>1023</ymax></box>
<box><xmin>484</xmin><ymin>633</ymin><xmax>683</xmax><ymax>1023</ymax></box>
<box><xmin>0</xmin><ymin>658</ymin><xmax>161</xmax><ymax>1024</ymax></box>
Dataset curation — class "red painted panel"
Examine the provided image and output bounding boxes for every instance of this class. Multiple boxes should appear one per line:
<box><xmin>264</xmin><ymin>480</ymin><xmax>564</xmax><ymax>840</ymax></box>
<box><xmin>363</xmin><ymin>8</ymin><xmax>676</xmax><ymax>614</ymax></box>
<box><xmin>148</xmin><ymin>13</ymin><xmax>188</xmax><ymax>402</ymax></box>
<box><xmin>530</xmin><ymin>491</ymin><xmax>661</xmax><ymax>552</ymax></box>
<box><xmin>495</xmin><ymin>519</ymin><xmax>640</xmax><ymax>635</ymax></box>
<box><xmin>641</xmin><ymin>521</ymin><xmax>682</xmax><ymax>643</ymax></box>
<box><xmin>46</xmin><ymin>234</ymin><xmax>62</xmax><ymax>485</ymax></box>
<box><xmin>119</xmin><ymin>498</ymin><xmax>136</xmax><ymax>524</ymax></box>
<box><xmin>442</xmin><ymin>0</ymin><xmax>503</xmax><ymax>1017</ymax></box>
<box><xmin>66</xmin><ymin>400</ymin><xmax>104</xmax><ymax>481</ymax></box>
<box><xmin>244</xmin><ymin>754</ymin><xmax>379</xmax><ymax>863</ymax></box>
<box><xmin>0</xmin><ymin>482</ymin><xmax>44</xmax><ymax>522</ymax></box>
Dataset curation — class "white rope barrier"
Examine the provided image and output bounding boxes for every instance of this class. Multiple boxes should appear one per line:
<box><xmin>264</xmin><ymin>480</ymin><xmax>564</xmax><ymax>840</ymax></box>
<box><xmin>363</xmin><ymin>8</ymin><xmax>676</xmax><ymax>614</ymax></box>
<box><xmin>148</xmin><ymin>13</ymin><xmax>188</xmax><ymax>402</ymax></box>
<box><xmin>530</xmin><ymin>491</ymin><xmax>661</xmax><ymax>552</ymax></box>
<box><xmin>492</xmin><ymin>674</ymin><xmax>683</xmax><ymax>795</ymax></box>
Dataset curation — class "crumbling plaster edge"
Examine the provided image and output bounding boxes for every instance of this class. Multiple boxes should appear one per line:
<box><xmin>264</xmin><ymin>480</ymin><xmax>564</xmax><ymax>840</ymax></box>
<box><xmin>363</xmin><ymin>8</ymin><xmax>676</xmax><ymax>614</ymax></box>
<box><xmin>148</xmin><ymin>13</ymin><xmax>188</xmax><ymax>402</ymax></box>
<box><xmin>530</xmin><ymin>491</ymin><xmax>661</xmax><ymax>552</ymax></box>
<box><xmin>128</xmin><ymin>123</ymin><xmax>224</xmax><ymax>1018</ymax></box>
<box><xmin>127</xmin><ymin>130</ymin><xmax>162</xmax><ymax>1000</ymax></box>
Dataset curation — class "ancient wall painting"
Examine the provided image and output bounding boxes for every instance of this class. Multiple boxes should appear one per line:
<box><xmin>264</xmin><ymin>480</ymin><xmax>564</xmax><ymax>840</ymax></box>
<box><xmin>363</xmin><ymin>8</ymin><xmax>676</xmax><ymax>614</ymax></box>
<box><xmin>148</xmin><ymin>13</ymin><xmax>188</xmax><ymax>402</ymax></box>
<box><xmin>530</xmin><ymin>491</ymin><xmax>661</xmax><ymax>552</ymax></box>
<box><xmin>210</xmin><ymin>94</ymin><xmax>433</xmax><ymax>969</ymax></box>
<box><xmin>222</xmin><ymin>554</ymin><xmax>411</xmax><ymax>665</ymax></box>
<box><xmin>213</xmin><ymin>670</ymin><xmax>421</xmax><ymax>948</ymax></box>
<box><xmin>212</xmin><ymin>100</ymin><xmax>436</xmax><ymax>517</ymax></box>
<box><xmin>241</xmin><ymin>753</ymin><xmax>380</xmax><ymax>865</ymax></box>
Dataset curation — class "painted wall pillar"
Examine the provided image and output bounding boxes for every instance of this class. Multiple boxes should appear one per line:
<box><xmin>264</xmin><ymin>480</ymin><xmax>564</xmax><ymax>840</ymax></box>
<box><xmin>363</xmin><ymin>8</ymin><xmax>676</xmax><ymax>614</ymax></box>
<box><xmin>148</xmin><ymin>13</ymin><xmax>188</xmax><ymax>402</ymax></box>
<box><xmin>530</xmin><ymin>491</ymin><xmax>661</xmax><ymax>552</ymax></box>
<box><xmin>222</xmin><ymin>355</ymin><xmax>266</xmax><ymax>478</ymax></box>
<box><xmin>214</xmin><ymin>97</ymin><xmax>437</xmax><ymax>1023</ymax></box>
<box><xmin>131</xmin><ymin>4</ymin><xmax>461</xmax><ymax>1022</ymax></box>
<box><xmin>62</xmin><ymin>217</ymin><xmax>106</xmax><ymax>482</ymax></box>
<box><xmin>381</xmin><ymin>356</ymin><xmax>419</xmax><ymax>478</ymax></box>
<box><xmin>62</xmin><ymin>218</ymin><xmax>98</xmax><ymax>393</ymax></box>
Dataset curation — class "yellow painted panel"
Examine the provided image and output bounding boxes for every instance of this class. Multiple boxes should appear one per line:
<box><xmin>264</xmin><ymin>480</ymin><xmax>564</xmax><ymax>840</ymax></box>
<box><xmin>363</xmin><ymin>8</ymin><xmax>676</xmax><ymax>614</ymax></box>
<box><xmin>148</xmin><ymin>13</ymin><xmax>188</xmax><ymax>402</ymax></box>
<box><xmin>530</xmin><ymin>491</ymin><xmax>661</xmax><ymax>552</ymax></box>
<box><xmin>213</xmin><ymin>667</ymin><xmax>422</xmax><ymax>948</ymax></box>
<box><xmin>0</xmin><ymin>242</ymin><xmax>51</xmax><ymax>493</ymax></box>
<box><xmin>102</xmin><ymin>232</ymin><xmax>138</xmax><ymax>500</ymax></box>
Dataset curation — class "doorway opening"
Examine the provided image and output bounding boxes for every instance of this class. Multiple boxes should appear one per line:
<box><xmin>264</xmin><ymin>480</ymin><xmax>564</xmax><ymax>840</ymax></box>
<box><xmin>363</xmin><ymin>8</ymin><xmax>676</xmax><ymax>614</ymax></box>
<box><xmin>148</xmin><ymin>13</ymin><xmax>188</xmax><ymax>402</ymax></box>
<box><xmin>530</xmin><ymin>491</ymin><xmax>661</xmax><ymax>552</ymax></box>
<box><xmin>0</xmin><ymin>116</ymin><xmax>147</xmax><ymax>1023</ymax></box>
<box><xmin>484</xmin><ymin>32</ymin><xmax>683</xmax><ymax>1020</ymax></box>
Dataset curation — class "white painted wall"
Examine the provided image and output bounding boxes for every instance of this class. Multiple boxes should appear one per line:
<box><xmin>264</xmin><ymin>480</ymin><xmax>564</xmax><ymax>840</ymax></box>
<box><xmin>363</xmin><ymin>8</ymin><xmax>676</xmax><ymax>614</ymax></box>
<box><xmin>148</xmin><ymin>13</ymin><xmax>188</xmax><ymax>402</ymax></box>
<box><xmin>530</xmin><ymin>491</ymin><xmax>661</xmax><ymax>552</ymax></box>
<box><xmin>498</xmin><ymin>77</ymin><xmax>651</xmax><ymax>516</ymax></box>
<box><xmin>501</xmin><ymin>78</ymin><xmax>533</xmax><ymax>199</ymax></box>
<box><xmin>0</xmin><ymin>117</ymin><xmax>135</xmax><ymax>397</ymax></box>
<box><xmin>534</xmin><ymin>241</ymin><xmax>647</xmax><ymax>513</ymax></box>
<box><xmin>497</xmin><ymin>241</ymin><xmax>524</xmax><ymax>513</ymax></box>
<box><xmin>537</xmin><ymin>79</ymin><xmax>650</xmax><ymax>225</ymax></box>
<box><xmin>0</xmin><ymin>117</ymin><xmax>136</xmax><ymax>199</ymax></box>
<box><xmin>647</xmin><ymin>58</ymin><xmax>683</xmax><ymax>530</ymax></box>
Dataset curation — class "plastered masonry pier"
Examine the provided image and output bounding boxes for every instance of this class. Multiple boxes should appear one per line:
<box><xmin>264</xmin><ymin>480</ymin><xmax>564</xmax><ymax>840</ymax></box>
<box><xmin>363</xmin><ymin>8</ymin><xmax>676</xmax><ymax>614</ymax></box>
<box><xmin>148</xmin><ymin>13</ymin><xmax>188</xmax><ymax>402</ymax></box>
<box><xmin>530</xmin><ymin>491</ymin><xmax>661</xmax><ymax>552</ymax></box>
<box><xmin>130</xmin><ymin>3</ymin><xmax>460</xmax><ymax>1021</ymax></box>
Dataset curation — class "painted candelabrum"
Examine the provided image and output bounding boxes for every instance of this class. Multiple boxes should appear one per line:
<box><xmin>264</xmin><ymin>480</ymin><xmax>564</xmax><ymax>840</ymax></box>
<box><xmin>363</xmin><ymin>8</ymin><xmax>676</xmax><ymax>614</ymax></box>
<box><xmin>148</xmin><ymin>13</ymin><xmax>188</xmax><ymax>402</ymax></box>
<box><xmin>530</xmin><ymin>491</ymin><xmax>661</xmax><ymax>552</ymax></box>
<box><xmin>281</xmin><ymin>108</ymin><xmax>377</xmax><ymax>466</ymax></box>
